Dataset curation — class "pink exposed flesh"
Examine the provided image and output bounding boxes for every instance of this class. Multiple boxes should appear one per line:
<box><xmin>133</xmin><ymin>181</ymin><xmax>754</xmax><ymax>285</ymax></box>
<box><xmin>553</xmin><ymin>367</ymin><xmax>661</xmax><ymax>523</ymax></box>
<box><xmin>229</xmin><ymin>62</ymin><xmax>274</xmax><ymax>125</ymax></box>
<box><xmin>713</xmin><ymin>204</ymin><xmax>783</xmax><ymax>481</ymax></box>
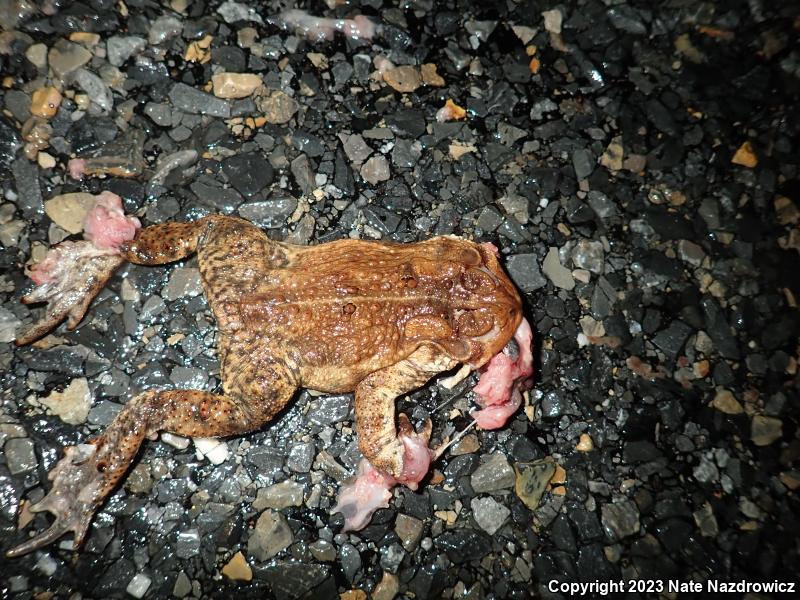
<box><xmin>395</xmin><ymin>431</ymin><xmax>433</xmax><ymax>490</ymax></box>
<box><xmin>28</xmin><ymin>246</ymin><xmax>65</xmax><ymax>285</ymax></box>
<box><xmin>82</xmin><ymin>191</ymin><xmax>141</xmax><ymax>251</ymax></box>
<box><xmin>473</xmin><ymin>317</ymin><xmax>534</xmax><ymax>429</ymax></box>
<box><xmin>30</xmin><ymin>192</ymin><xmax>140</xmax><ymax>285</ymax></box>
<box><xmin>334</xmin><ymin>430</ymin><xmax>432</xmax><ymax>531</ymax></box>
<box><xmin>481</xmin><ymin>241</ymin><xmax>500</xmax><ymax>257</ymax></box>
<box><xmin>68</xmin><ymin>158</ymin><xmax>86</xmax><ymax>180</ymax></box>
<box><xmin>276</xmin><ymin>9</ymin><xmax>375</xmax><ymax>42</ymax></box>
<box><xmin>333</xmin><ymin>459</ymin><xmax>395</xmax><ymax>532</ymax></box>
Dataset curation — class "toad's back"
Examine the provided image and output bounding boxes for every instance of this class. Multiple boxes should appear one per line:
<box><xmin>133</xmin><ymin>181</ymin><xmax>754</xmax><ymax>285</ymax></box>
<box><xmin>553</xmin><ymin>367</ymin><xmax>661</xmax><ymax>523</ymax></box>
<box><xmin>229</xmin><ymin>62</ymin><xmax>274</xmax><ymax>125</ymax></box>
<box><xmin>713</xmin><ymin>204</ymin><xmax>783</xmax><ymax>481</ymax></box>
<box><xmin>196</xmin><ymin>217</ymin><xmax>522</xmax><ymax>393</ymax></box>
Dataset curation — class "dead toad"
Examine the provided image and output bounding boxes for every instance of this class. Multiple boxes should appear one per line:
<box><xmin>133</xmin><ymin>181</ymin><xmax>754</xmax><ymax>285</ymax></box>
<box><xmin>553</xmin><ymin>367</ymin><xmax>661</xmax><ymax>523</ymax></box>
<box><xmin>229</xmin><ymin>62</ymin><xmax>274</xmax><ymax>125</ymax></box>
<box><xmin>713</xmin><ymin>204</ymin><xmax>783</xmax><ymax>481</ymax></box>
<box><xmin>6</xmin><ymin>192</ymin><xmax>533</xmax><ymax>557</ymax></box>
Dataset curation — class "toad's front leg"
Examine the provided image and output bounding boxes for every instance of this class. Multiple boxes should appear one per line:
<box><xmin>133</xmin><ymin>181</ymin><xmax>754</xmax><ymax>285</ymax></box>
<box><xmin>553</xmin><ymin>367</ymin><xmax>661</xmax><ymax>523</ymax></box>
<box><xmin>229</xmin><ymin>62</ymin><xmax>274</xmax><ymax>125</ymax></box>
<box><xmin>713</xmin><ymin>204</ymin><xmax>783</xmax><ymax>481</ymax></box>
<box><xmin>333</xmin><ymin>346</ymin><xmax>457</xmax><ymax>531</ymax></box>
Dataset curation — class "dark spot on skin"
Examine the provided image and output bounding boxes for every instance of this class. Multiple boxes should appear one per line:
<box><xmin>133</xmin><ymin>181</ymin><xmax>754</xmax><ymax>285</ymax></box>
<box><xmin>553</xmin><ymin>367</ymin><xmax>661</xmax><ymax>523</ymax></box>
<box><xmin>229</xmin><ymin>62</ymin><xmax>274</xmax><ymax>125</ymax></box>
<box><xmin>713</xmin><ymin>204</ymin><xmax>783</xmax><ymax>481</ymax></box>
<box><xmin>343</xmin><ymin>303</ymin><xmax>356</xmax><ymax>315</ymax></box>
<box><xmin>199</xmin><ymin>398</ymin><xmax>211</xmax><ymax>420</ymax></box>
<box><xmin>402</xmin><ymin>275</ymin><xmax>417</xmax><ymax>288</ymax></box>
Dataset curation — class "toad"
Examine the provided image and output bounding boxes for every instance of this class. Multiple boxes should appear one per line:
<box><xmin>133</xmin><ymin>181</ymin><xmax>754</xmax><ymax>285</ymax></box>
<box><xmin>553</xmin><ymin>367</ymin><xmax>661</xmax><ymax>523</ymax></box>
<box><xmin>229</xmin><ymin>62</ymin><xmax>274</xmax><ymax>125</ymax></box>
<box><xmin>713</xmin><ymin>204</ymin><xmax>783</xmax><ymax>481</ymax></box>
<box><xmin>7</xmin><ymin>192</ymin><xmax>533</xmax><ymax>557</ymax></box>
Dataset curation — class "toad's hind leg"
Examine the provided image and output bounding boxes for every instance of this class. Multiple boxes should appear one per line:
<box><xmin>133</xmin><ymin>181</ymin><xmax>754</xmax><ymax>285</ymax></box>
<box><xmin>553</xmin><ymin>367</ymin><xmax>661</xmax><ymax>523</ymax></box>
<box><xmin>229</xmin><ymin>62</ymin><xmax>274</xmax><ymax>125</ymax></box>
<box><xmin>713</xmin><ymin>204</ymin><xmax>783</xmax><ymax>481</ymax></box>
<box><xmin>6</xmin><ymin>356</ymin><xmax>297</xmax><ymax>558</ymax></box>
<box><xmin>355</xmin><ymin>345</ymin><xmax>458</xmax><ymax>483</ymax></box>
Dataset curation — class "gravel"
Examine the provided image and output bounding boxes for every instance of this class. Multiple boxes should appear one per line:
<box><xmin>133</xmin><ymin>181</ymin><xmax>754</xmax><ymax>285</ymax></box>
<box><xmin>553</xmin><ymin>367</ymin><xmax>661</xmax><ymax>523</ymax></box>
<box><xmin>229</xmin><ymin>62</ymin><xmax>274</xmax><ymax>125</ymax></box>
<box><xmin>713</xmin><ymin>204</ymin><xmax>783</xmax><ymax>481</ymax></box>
<box><xmin>1</xmin><ymin>1</ymin><xmax>798</xmax><ymax>597</ymax></box>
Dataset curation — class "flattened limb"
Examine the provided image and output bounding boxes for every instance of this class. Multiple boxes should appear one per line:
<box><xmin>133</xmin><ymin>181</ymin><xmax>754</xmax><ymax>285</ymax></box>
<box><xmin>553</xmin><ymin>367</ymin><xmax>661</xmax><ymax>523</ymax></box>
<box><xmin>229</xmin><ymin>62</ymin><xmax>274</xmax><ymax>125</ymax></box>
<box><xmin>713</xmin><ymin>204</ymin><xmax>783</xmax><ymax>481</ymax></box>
<box><xmin>16</xmin><ymin>218</ymin><xmax>213</xmax><ymax>346</ymax></box>
<box><xmin>16</xmin><ymin>243</ymin><xmax>124</xmax><ymax>345</ymax></box>
<box><xmin>334</xmin><ymin>346</ymin><xmax>457</xmax><ymax>531</ymax></box>
<box><xmin>354</xmin><ymin>345</ymin><xmax>458</xmax><ymax>482</ymax></box>
<box><xmin>6</xmin><ymin>356</ymin><xmax>298</xmax><ymax>557</ymax></box>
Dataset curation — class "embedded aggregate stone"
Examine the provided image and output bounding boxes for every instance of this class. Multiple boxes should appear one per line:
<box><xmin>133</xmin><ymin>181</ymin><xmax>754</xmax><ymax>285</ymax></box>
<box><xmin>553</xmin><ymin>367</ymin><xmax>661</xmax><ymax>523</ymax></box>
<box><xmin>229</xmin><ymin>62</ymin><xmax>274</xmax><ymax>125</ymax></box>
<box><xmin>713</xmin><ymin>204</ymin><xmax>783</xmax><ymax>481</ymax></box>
<box><xmin>169</xmin><ymin>83</ymin><xmax>231</xmax><ymax>118</ymax></box>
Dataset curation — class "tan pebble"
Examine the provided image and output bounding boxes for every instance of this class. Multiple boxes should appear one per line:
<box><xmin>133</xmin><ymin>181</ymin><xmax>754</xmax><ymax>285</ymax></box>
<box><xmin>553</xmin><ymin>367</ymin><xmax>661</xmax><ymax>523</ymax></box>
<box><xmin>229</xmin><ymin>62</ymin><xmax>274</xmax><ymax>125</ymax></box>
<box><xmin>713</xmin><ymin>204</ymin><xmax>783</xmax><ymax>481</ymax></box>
<box><xmin>237</xmin><ymin>27</ymin><xmax>258</xmax><ymax>48</ymax></box>
<box><xmin>30</xmin><ymin>87</ymin><xmax>62</xmax><ymax>119</ymax></box>
<box><xmin>449</xmin><ymin>142</ymin><xmax>476</xmax><ymax>160</ymax></box>
<box><xmin>512</xmin><ymin>25</ymin><xmax>537</xmax><ymax>45</ymax></box>
<box><xmin>550</xmin><ymin>463</ymin><xmax>567</xmax><ymax>485</ymax></box>
<box><xmin>44</xmin><ymin>192</ymin><xmax>96</xmax><ymax>234</ymax></box>
<box><xmin>576</xmin><ymin>433</ymin><xmax>594</xmax><ymax>452</ymax></box>
<box><xmin>211</xmin><ymin>72</ymin><xmax>263</xmax><ymax>99</ymax></box>
<box><xmin>171</xmin><ymin>0</ymin><xmax>190</xmax><ymax>13</ymax></box>
<box><xmin>166</xmin><ymin>333</ymin><xmax>185</xmax><ymax>345</ymax></box>
<box><xmin>551</xmin><ymin>485</ymin><xmax>566</xmax><ymax>496</ymax></box>
<box><xmin>383</xmin><ymin>65</ymin><xmax>421</xmax><ymax>93</ymax></box>
<box><xmin>420</xmin><ymin>63</ymin><xmax>445</xmax><ymax>86</ymax></box>
<box><xmin>779</xmin><ymin>472</ymin><xmax>800</xmax><ymax>491</ymax></box>
<box><xmin>751</xmin><ymin>415</ymin><xmax>782</xmax><ymax>446</ymax></box>
<box><xmin>451</xmin><ymin>432</ymin><xmax>480</xmax><ymax>455</ymax></box>
<box><xmin>37</xmin><ymin>151</ymin><xmax>56</xmax><ymax>169</ymax></box>
<box><xmin>72</xmin><ymin>94</ymin><xmax>89</xmax><ymax>110</ymax></box>
<box><xmin>306</xmin><ymin>52</ymin><xmax>328</xmax><ymax>69</ymax></box>
<box><xmin>221</xmin><ymin>551</ymin><xmax>252</xmax><ymax>581</ymax></box>
<box><xmin>693</xmin><ymin>359</ymin><xmax>710</xmax><ymax>378</ymax></box>
<box><xmin>774</xmin><ymin>196</ymin><xmax>799</xmax><ymax>226</ymax></box>
<box><xmin>26</xmin><ymin>43</ymin><xmax>48</xmax><ymax>70</ymax></box>
<box><xmin>340</xmin><ymin>590</ymin><xmax>367</xmax><ymax>600</ymax></box>
<box><xmin>711</xmin><ymin>389</ymin><xmax>743</xmax><ymax>415</ymax></box>
<box><xmin>69</xmin><ymin>32</ymin><xmax>100</xmax><ymax>46</ymax></box>
<box><xmin>372</xmin><ymin>571</ymin><xmax>399</xmax><ymax>600</ymax></box>
<box><xmin>40</xmin><ymin>378</ymin><xmax>91</xmax><ymax>425</ymax></box>
<box><xmin>21</xmin><ymin>116</ymin><xmax>51</xmax><ymax>150</ymax></box>
<box><xmin>436</xmin><ymin>98</ymin><xmax>466</xmax><ymax>122</ymax></box>
<box><xmin>732</xmin><ymin>141</ymin><xmax>758</xmax><ymax>168</ymax></box>
<box><xmin>185</xmin><ymin>34</ymin><xmax>213</xmax><ymax>63</ymax></box>
<box><xmin>428</xmin><ymin>469</ymin><xmax>444</xmax><ymax>485</ymax></box>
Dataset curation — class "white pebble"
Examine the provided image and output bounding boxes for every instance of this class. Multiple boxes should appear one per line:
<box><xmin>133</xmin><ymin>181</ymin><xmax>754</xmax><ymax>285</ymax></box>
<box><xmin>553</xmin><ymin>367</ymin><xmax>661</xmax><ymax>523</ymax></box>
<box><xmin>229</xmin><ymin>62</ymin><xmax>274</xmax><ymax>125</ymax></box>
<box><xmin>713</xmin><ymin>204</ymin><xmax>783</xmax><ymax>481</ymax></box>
<box><xmin>126</xmin><ymin>573</ymin><xmax>152</xmax><ymax>598</ymax></box>
<box><xmin>194</xmin><ymin>437</ymin><xmax>229</xmax><ymax>465</ymax></box>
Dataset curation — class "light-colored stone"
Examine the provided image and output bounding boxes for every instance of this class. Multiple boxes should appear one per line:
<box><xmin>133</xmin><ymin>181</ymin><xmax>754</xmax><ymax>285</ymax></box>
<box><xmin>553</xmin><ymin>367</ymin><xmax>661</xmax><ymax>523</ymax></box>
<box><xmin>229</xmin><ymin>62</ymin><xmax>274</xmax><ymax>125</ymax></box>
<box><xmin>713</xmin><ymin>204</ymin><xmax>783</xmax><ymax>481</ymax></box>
<box><xmin>372</xmin><ymin>572</ymin><xmax>400</xmax><ymax>600</ymax></box>
<box><xmin>37</xmin><ymin>151</ymin><xmax>56</xmax><ymax>169</ymax></box>
<box><xmin>360</xmin><ymin>155</ymin><xmax>390</xmax><ymax>184</ymax></box>
<box><xmin>44</xmin><ymin>192</ymin><xmax>95</xmax><ymax>234</ymax></box>
<box><xmin>26</xmin><ymin>43</ymin><xmax>48</xmax><ymax>70</ymax></box>
<box><xmin>383</xmin><ymin>66</ymin><xmax>421</xmax><ymax>93</ymax></box>
<box><xmin>48</xmin><ymin>40</ymin><xmax>92</xmax><ymax>79</ymax></box>
<box><xmin>247</xmin><ymin>509</ymin><xmax>293</xmax><ymax>561</ymax></box>
<box><xmin>542</xmin><ymin>9</ymin><xmax>563</xmax><ymax>34</ymax></box>
<box><xmin>471</xmin><ymin>496</ymin><xmax>510</xmax><ymax>535</ymax></box>
<box><xmin>258</xmin><ymin>90</ymin><xmax>298</xmax><ymax>124</ymax></box>
<box><xmin>0</xmin><ymin>306</ymin><xmax>22</xmax><ymax>343</ymax></box>
<box><xmin>163</xmin><ymin>267</ymin><xmax>202</xmax><ymax>300</ymax></box>
<box><xmin>711</xmin><ymin>389</ymin><xmax>743</xmax><ymax>415</ymax></box>
<box><xmin>751</xmin><ymin>415</ymin><xmax>782</xmax><ymax>446</ymax></box>
<box><xmin>222</xmin><ymin>551</ymin><xmax>252</xmax><ymax>581</ymax></box>
<box><xmin>732</xmin><ymin>141</ymin><xmax>758</xmax><ymax>168</ymax></box>
<box><xmin>542</xmin><ymin>247</ymin><xmax>575</xmax><ymax>290</ymax></box>
<box><xmin>420</xmin><ymin>63</ymin><xmax>444</xmax><ymax>87</ymax></box>
<box><xmin>576</xmin><ymin>433</ymin><xmax>594</xmax><ymax>452</ymax></box>
<box><xmin>30</xmin><ymin>86</ymin><xmax>62</xmax><ymax>119</ymax></box>
<box><xmin>193</xmin><ymin>437</ymin><xmax>229</xmax><ymax>465</ymax></box>
<box><xmin>252</xmin><ymin>480</ymin><xmax>304</xmax><ymax>510</ymax></box>
<box><xmin>125</xmin><ymin>573</ymin><xmax>152</xmax><ymax>599</ymax></box>
<box><xmin>212</xmin><ymin>72</ymin><xmax>263</xmax><ymax>98</ymax></box>
<box><xmin>40</xmin><ymin>378</ymin><xmax>92</xmax><ymax>425</ymax></box>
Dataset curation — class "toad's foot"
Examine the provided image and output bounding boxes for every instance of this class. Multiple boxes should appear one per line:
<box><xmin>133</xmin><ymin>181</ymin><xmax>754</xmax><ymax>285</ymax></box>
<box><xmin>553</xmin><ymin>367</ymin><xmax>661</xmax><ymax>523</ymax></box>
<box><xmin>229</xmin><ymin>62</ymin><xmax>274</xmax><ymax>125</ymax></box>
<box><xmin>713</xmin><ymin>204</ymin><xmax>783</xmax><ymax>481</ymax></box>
<box><xmin>472</xmin><ymin>317</ymin><xmax>534</xmax><ymax>429</ymax></box>
<box><xmin>17</xmin><ymin>241</ymin><xmax>124</xmax><ymax>345</ymax></box>
<box><xmin>16</xmin><ymin>192</ymin><xmax>140</xmax><ymax>345</ymax></box>
<box><xmin>334</xmin><ymin>414</ymin><xmax>433</xmax><ymax>532</ymax></box>
<box><xmin>6</xmin><ymin>443</ymin><xmax>110</xmax><ymax>557</ymax></box>
<box><xmin>332</xmin><ymin>459</ymin><xmax>395</xmax><ymax>532</ymax></box>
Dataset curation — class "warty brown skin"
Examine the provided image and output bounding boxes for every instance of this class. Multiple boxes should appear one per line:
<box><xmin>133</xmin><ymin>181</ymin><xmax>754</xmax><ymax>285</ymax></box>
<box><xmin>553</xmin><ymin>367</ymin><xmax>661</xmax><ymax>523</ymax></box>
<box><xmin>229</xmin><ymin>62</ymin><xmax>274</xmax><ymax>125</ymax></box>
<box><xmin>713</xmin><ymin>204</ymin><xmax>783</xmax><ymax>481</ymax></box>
<box><xmin>7</xmin><ymin>215</ymin><xmax>522</xmax><ymax>556</ymax></box>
